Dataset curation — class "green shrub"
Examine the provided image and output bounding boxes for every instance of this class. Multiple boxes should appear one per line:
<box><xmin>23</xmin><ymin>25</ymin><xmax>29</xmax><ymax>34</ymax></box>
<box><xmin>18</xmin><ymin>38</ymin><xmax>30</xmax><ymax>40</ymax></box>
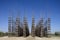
<box><xmin>55</xmin><ymin>32</ymin><xmax>60</xmax><ymax>36</ymax></box>
<box><xmin>0</xmin><ymin>32</ymin><xmax>4</xmax><ymax>37</ymax></box>
<box><xmin>4</xmin><ymin>32</ymin><xmax>8</xmax><ymax>36</ymax></box>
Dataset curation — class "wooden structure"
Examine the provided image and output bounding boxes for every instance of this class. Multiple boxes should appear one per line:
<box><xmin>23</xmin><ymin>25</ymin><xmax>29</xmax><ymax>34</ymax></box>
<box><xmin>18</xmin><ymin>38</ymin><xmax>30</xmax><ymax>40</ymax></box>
<box><xmin>31</xmin><ymin>16</ymin><xmax>35</xmax><ymax>37</ymax></box>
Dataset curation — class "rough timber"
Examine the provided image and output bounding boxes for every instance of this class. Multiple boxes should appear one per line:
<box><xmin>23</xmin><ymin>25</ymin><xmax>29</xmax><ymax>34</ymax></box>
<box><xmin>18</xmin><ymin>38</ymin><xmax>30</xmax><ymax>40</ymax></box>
<box><xmin>31</xmin><ymin>16</ymin><xmax>35</xmax><ymax>37</ymax></box>
<box><xmin>15</xmin><ymin>13</ymin><xmax>23</xmax><ymax>37</ymax></box>
<box><xmin>8</xmin><ymin>11</ymin><xmax>51</xmax><ymax>37</ymax></box>
<box><xmin>8</xmin><ymin>16</ymin><xmax>12</xmax><ymax>37</ymax></box>
<box><xmin>23</xmin><ymin>16</ymin><xmax>29</xmax><ymax>37</ymax></box>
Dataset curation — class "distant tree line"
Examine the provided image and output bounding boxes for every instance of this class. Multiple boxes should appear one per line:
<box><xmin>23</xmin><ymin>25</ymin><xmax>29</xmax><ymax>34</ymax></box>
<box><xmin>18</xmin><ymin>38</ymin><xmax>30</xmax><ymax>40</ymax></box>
<box><xmin>55</xmin><ymin>32</ymin><xmax>60</xmax><ymax>36</ymax></box>
<box><xmin>0</xmin><ymin>31</ymin><xmax>60</xmax><ymax>37</ymax></box>
<box><xmin>0</xmin><ymin>32</ymin><xmax>4</xmax><ymax>37</ymax></box>
<box><xmin>0</xmin><ymin>32</ymin><xmax>8</xmax><ymax>37</ymax></box>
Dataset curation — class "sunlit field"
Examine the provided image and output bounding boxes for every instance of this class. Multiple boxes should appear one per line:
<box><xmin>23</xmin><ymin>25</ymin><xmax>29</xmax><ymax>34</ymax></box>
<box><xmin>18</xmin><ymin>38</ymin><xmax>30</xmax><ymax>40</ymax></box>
<box><xmin>0</xmin><ymin>36</ymin><xmax>60</xmax><ymax>40</ymax></box>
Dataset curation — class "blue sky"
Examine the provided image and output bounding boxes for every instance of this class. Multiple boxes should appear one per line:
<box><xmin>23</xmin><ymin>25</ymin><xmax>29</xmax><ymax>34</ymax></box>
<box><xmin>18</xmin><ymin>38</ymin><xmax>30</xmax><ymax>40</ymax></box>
<box><xmin>0</xmin><ymin>0</ymin><xmax>60</xmax><ymax>33</ymax></box>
